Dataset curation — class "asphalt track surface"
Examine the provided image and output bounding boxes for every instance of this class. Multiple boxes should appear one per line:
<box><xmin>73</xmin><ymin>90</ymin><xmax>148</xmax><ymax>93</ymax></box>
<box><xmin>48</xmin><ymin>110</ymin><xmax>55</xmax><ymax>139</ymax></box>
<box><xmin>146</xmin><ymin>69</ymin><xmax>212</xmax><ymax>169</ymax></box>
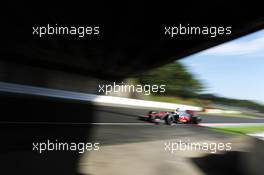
<box><xmin>0</xmin><ymin>80</ymin><xmax>263</xmax><ymax>148</ymax></box>
<box><xmin>1</xmin><ymin>92</ymin><xmax>263</xmax><ymax>174</ymax></box>
<box><xmin>93</xmin><ymin>106</ymin><xmax>264</xmax><ymax>124</ymax></box>
<box><xmin>1</xmin><ymin>95</ymin><xmax>264</xmax><ymax>150</ymax></box>
<box><xmin>88</xmin><ymin>106</ymin><xmax>264</xmax><ymax>145</ymax></box>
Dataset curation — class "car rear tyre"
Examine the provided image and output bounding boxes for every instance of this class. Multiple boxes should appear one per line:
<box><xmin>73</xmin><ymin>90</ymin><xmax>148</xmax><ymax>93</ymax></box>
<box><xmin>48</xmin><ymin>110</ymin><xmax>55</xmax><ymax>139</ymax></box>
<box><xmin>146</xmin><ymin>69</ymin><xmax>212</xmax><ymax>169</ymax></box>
<box><xmin>191</xmin><ymin>117</ymin><xmax>198</xmax><ymax>124</ymax></box>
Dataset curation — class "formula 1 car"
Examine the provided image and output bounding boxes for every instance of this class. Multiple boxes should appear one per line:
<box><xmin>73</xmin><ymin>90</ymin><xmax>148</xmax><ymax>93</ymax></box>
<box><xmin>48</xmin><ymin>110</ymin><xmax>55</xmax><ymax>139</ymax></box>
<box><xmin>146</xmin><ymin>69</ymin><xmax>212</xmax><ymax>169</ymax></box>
<box><xmin>139</xmin><ymin>110</ymin><xmax>202</xmax><ymax>125</ymax></box>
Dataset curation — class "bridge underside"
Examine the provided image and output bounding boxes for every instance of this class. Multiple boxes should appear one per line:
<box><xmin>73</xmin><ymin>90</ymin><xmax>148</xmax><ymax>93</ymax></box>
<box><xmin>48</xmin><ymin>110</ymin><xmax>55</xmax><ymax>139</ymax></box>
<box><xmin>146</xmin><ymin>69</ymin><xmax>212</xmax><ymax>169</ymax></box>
<box><xmin>2</xmin><ymin>2</ymin><xmax>264</xmax><ymax>87</ymax></box>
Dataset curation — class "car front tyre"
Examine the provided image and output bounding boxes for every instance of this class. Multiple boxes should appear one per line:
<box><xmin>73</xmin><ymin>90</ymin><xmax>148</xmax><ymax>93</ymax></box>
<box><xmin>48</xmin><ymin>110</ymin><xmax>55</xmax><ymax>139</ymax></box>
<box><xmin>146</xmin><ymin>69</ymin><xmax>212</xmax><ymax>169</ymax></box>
<box><xmin>165</xmin><ymin>114</ymin><xmax>175</xmax><ymax>125</ymax></box>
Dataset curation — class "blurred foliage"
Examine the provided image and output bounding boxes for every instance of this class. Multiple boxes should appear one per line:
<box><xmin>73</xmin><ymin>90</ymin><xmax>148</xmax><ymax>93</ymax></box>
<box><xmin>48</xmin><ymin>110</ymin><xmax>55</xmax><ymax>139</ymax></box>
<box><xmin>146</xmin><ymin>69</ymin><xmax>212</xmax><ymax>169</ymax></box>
<box><xmin>133</xmin><ymin>62</ymin><xmax>264</xmax><ymax>113</ymax></box>
<box><xmin>198</xmin><ymin>94</ymin><xmax>264</xmax><ymax>113</ymax></box>
<box><xmin>135</xmin><ymin>62</ymin><xmax>204</xmax><ymax>97</ymax></box>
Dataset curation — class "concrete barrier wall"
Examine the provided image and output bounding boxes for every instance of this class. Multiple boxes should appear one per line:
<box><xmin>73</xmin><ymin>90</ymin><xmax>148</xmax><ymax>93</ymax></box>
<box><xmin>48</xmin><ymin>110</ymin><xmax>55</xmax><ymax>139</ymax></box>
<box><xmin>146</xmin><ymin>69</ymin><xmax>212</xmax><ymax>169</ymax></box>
<box><xmin>93</xmin><ymin>95</ymin><xmax>202</xmax><ymax>111</ymax></box>
<box><xmin>0</xmin><ymin>82</ymin><xmax>202</xmax><ymax>111</ymax></box>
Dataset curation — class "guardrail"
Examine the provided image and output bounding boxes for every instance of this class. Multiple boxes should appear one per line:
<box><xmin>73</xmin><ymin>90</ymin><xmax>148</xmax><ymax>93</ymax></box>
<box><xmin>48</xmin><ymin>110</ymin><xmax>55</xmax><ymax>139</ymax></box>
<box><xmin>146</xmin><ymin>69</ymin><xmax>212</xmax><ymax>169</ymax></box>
<box><xmin>0</xmin><ymin>82</ymin><xmax>202</xmax><ymax>111</ymax></box>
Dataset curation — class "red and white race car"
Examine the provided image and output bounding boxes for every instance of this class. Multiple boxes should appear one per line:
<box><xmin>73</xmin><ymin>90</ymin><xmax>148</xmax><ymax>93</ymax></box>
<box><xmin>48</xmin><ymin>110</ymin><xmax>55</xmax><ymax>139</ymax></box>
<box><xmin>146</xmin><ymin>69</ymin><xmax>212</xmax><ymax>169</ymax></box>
<box><xmin>139</xmin><ymin>110</ymin><xmax>202</xmax><ymax>125</ymax></box>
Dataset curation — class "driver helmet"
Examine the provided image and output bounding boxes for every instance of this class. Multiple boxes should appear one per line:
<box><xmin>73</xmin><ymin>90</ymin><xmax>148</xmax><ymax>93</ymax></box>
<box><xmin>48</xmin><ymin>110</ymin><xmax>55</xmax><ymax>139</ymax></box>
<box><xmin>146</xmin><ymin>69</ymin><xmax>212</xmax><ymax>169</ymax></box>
<box><xmin>175</xmin><ymin>108</ymin><xmax>180</xmax><ymax>113</ymax></box>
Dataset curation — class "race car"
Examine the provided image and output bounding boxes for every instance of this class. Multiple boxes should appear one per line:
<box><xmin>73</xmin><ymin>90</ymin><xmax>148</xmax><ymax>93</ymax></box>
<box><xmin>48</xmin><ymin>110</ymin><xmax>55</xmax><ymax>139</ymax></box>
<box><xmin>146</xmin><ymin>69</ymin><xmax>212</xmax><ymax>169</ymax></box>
<box><xmin>139</xmin><ymin>109</ymin><xmax>202</xmax><ymax>125</ymax></box>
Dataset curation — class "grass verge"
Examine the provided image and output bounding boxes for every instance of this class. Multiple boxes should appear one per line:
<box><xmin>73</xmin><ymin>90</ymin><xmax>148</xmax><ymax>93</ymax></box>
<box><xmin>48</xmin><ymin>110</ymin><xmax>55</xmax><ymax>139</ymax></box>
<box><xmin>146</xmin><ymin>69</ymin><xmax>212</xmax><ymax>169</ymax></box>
<box><xmin>209</xmin><ymin>124</ymin><xmax>264</xmax><ymax>135</ymax></box>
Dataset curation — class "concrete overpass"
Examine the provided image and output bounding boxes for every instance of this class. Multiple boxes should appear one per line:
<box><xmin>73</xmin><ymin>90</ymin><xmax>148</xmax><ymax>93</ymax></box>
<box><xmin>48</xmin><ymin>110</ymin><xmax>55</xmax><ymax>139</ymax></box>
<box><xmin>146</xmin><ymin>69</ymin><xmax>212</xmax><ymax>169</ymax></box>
<box><xmin>1</xmin><ymin>2</ymin><xmax>264</xmax><ymax>90</ymax></box>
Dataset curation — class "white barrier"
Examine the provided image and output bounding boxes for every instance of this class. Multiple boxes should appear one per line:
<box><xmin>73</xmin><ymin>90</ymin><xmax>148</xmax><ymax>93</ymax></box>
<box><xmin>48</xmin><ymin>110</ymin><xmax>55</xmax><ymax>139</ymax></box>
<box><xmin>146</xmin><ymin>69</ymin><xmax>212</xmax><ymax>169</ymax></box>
<box><xmin>93</xmin><ymin>95</ymin><xmax>202</xmax><ymax>111</ymax></box>
<box><xmin>204</xmin><ymin>108</ymin><xmax>241</xmax><ymax>114</ymax></box>
<box><xmin>0</xmin><ymin>82</ymin><xmax>202</xmax><ymax>111</ymax></box>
